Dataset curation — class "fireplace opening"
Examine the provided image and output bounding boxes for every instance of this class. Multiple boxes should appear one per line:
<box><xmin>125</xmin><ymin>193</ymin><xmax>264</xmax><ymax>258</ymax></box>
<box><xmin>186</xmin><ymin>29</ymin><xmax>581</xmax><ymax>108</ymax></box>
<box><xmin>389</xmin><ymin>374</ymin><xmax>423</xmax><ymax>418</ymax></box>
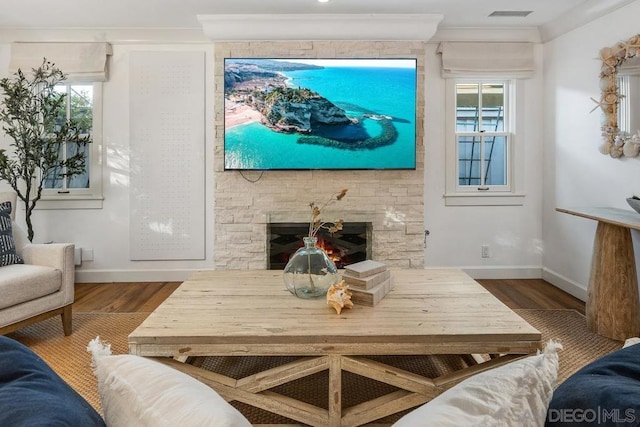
<box><xmin>268</xmin><ymin>222</ymin><xmax>371</xmax><ymax>269</ymax></box>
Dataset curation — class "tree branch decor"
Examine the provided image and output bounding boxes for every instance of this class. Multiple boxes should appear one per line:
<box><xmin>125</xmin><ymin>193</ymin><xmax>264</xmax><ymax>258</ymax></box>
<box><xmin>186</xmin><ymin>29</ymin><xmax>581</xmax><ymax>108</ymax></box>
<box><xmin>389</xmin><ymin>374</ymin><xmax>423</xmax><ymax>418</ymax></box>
<box><xmin>0</xmin><ymin>59</ymin><xmax>91</xmax><ymax>241</ymax></box>
<box><xmin>308</xmin><ymin>188</ymin><xmax>348</xmax><ymax>238</ymax></box>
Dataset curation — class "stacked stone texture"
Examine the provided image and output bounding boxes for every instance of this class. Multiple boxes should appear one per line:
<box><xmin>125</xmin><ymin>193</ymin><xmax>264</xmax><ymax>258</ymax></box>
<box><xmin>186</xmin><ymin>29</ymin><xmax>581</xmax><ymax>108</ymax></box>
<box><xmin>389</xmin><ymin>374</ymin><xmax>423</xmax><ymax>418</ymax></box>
<box><xmin>214</xmin><ymin>41</ymin><xmax>426</xmax><ymax>270</ymax></box>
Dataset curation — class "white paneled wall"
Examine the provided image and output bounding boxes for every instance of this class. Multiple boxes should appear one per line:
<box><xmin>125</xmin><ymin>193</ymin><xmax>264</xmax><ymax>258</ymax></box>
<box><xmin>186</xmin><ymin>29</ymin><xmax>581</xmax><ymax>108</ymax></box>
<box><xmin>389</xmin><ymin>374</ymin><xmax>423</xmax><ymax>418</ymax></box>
<box><xmin>129</xmin><ymin>51</ymin><xmax>206</xmax><ymax>260</ymax></box>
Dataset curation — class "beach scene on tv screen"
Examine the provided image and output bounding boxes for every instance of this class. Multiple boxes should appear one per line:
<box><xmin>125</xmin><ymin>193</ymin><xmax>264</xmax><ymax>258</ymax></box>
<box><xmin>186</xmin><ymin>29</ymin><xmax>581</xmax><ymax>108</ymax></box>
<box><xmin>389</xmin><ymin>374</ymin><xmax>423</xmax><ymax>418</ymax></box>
<box><xmin>224</xmin><ymin>58</ymin><xmax>417</xmax><ymax>170</ymax></box>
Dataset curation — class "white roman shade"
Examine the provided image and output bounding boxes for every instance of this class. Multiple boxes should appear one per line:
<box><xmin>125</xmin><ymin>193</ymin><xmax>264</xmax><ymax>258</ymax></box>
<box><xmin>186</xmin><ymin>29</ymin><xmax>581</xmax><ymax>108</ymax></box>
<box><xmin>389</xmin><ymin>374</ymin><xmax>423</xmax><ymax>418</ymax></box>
<box><xmin>9</xmin><ymin>42</ymin><xmax>112</xmax><ymax>82</ymax></box>
<box><xmin>437</xmin><ymin>42</ymin><xmax>535</xmax><ymax>79</ymax></box>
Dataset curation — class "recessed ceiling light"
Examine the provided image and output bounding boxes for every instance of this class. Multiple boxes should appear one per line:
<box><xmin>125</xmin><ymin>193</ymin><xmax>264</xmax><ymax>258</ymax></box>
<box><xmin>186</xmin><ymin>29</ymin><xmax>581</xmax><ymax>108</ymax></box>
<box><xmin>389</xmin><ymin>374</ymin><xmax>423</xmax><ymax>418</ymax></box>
<box><xmin>318</xmin><ymin>0</ymin><xmax>330</xmax><ymax>3</ymax></box>
<box><xmin>489</xmin><ymin>11</ymin><xmax>533</xmax><ymax>18</ymax></box>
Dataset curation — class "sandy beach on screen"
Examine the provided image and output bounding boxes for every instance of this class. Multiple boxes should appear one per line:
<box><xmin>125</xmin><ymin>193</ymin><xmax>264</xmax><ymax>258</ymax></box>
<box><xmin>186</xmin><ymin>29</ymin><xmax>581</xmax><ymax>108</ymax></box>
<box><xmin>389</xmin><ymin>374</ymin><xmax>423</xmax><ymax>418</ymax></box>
<box><xmin>225</xmin><ymin>100</ymin><xmax>263</xmax><ymax>129</ymax></box>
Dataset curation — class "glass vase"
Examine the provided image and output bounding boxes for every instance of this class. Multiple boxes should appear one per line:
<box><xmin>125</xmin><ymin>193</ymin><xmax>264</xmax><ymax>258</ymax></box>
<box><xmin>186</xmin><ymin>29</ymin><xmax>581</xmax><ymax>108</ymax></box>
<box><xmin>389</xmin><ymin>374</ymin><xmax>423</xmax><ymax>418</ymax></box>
<box><xmin>283</xmin><ymin>236</ymin><xmax>338</xmax><ymax>299</ymax></box>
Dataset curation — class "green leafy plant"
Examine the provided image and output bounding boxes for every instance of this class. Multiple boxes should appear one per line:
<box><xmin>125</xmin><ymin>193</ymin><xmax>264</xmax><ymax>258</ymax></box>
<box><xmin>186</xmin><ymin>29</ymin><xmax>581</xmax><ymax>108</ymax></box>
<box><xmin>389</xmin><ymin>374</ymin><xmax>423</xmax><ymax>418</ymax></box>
<box><xmin>0</xmin><ymin>59</ymin><xmax>91</xmax><ymax>241</ymax></box>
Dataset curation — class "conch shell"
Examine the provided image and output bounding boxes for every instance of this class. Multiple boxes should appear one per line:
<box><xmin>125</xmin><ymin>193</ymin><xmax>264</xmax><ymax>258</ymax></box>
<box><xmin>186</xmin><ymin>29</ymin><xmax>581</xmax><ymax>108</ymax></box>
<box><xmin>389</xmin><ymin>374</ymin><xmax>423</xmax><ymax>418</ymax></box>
<box><xmin>326</xmin><ymin>280</ymin><xmax>353</xmax><ymax>314</ymax></box>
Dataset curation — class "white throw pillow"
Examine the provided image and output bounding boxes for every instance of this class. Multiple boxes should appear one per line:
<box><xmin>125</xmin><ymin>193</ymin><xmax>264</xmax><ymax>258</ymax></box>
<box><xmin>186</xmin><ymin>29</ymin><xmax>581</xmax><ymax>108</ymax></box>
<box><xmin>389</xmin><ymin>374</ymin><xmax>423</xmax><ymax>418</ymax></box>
<box><xmin>623</xmin><ymin>337</ymin><xmax>640</xmax><ymax>348</ymax></box>
<box><xmin>392</xmin><ymin>340</ymin><xmax>562</xmax><ymax>427</ymax></box>
<box><xmin>87</xmin><ymin>338</ymin><xmax>251</xmax><ymax>427</ymax></box>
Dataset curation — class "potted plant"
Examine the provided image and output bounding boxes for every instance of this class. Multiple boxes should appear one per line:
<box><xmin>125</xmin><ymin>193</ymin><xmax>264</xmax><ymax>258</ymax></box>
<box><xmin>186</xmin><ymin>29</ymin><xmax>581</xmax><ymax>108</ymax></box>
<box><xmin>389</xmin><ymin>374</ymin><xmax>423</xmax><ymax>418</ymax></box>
<box><xmin>0</xmin><ymin>59</ymin><xmax>91</xmax><ymax>241</ymax></box>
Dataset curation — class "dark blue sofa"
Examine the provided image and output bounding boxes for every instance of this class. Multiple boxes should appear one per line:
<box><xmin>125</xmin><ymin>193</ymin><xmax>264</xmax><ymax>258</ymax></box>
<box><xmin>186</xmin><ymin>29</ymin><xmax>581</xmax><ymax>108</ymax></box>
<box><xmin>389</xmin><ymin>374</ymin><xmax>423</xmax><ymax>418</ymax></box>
<box><xmin>0</xmin><ymin>335</ymin><xmax>105</xmax><ymax>426</ymax></box>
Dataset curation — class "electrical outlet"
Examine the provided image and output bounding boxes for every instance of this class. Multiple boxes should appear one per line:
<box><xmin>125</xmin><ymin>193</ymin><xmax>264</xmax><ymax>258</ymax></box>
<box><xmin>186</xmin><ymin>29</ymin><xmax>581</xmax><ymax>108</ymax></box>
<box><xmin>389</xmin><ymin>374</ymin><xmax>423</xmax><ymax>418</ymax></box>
<box><xmin>481</xmin><ymin>245</ymin><xmax>490</xmax><ymax>258</ymax></box>
<box><xmin>81</xmin><ymin>248</ymin><xmax>94</xmax><ymax>262</ymax></box>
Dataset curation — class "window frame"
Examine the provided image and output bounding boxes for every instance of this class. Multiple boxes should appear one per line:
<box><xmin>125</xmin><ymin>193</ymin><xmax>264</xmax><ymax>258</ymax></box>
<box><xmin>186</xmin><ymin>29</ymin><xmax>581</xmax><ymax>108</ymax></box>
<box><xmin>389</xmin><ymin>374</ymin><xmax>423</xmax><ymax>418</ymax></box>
<box><xmin>444</xmin><ymin>78</ymin><xmax>525</xmax><ymax>206</ymax></box>
<box><xmin>37</xmin><ymin>82</ymin><xmax>103</xmax><ymax>210</ymax></box>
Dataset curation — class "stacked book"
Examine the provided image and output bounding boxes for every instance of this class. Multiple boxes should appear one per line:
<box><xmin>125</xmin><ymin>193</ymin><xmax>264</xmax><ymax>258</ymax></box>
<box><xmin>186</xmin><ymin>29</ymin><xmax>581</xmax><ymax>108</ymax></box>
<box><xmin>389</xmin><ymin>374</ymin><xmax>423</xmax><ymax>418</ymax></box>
<box><xmin>342</xmin><ymin>260</ymin><xmax>393</xmax><ymax>306</ymax></box>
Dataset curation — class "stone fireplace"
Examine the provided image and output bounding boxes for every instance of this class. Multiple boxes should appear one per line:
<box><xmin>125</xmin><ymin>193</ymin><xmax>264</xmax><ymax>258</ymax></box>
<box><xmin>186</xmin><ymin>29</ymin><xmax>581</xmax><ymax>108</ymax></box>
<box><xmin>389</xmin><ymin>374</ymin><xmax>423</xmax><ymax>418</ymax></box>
<box><xmin>213</xmin><ymin>41</ymin><xmax>426</xmax><ymax>270</ymax></box>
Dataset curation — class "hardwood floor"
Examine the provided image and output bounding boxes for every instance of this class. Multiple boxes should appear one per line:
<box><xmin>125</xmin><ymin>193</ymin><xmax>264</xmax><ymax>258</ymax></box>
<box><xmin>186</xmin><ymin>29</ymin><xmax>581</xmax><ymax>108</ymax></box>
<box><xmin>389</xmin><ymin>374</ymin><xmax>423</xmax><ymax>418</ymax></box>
<box><xmin>477</xmin><ymin>278</ymin><xmax>585</xmax><ymax>315</ymax></box>
<box><xmin>73</xmin><ymin>278</ymin><xmax>585</xmax><ymax>314</ymax></box>
<box><xmin>74</xmin><ymin>282</ymin><xmax>180</xmax><ymax>313</ymax></box>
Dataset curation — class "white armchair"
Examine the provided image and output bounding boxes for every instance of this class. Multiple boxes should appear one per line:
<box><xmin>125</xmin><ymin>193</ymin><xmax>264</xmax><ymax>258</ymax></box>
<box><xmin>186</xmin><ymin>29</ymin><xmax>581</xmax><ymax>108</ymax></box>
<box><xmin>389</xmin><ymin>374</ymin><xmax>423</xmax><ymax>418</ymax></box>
<box><xmin>0</xmin><ymin>192</ymin><xmax>75</xmax><ymax>336</ymax></box>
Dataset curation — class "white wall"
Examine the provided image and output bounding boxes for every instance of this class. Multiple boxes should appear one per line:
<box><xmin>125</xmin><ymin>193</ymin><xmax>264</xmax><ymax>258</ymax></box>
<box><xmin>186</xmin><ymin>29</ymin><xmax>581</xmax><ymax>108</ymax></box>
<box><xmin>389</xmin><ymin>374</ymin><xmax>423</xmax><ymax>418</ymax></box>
<box><xmin>423</xmin><ymin>43</ymin><xmax>545</xmax><ymax>278</ymax></box>
<box><xmin>0</xmin><ymin>42</ymin><xmax>216</xmax><ymax>282</ymax></box>
<box><xmin>542</xmin><ymin>1</ymin><xmax>640</xmax><ymax>300</ymax></box>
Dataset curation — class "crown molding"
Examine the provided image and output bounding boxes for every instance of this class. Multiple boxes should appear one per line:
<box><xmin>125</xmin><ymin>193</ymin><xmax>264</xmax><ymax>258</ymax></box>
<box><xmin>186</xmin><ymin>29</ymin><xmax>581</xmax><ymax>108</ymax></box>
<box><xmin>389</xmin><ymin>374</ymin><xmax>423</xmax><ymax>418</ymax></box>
<box><xmin>432</xmin><ymin>26</ymin><xmax>541</xmax><ymax>43</ymax></box>
<box><xmin>197</xmin><ymin>14</ymin><xmax>444</xmax><ymax>41</ymax></box>
<box><xmin>540</xmin><ymin>0</ymin><xmax>636</xmax><ymax>42</ymax></box>
<box><xmin>0</xmin><ymin>28</ymin><xmax>209</xmax><ymax>43</ymax></box>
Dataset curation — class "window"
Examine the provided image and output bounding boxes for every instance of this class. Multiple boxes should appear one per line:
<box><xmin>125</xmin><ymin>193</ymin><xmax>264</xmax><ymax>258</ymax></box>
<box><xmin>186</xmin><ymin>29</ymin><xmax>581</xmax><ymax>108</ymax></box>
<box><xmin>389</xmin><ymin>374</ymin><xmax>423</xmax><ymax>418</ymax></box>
<box><xmin>455</xmin><ymin>82</ymin><xmax>509</xmax><ymax>191</ymax></box>
<box><xmin>39</xmin><ymin>82</ymin><xmax>103</xmax><ymax>209</ymax></box>
<box><xmin>8</xmin><ymin>42</ymin><xmax>112</xmax><ymax>210</ymax></box>
<box><xmin>444</xmin><ymin>79</ymin><xmax>524</xmax><ymax>206</ymax></box>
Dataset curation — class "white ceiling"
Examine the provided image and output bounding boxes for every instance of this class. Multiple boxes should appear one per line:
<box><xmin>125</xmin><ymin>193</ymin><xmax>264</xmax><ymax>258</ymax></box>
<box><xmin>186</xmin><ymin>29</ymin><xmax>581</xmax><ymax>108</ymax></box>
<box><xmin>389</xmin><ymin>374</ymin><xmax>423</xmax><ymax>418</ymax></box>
<box><xmin>0</xmin><ymin>0</ymin><xmax>634</xmax><ymax>31</ymax></box>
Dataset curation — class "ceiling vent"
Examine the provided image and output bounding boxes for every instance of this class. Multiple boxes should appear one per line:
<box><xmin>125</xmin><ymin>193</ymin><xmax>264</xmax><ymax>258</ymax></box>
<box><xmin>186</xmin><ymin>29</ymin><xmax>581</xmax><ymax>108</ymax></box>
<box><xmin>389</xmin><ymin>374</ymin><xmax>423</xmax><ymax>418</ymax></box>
<box><xmin>489</xmin><ymin>10</ymin><xmax>533</xmax><ymax>18</ymax></box>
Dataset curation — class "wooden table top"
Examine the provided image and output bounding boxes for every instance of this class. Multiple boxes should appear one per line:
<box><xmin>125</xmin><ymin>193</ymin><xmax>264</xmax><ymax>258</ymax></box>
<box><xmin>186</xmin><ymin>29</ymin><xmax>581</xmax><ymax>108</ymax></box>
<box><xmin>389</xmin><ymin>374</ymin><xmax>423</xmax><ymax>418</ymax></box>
<box><xmin>557</xmin><ymin>206</ymin><xmax>640</xmax><ymax>231</ymax></box>
<box><xmin>128</xmin><ymin>269</ymin><xmax>541</xmax><ymax>356</ymax></box>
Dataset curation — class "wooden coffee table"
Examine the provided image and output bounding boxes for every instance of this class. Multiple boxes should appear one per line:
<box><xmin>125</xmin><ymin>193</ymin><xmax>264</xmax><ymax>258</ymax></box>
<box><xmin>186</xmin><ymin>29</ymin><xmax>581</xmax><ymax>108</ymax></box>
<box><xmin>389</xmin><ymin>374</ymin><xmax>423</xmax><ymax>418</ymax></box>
<box><xmin>129</xmin><ymin>269</ymin><xmax>541</xmax><ymax>426</ymax></box>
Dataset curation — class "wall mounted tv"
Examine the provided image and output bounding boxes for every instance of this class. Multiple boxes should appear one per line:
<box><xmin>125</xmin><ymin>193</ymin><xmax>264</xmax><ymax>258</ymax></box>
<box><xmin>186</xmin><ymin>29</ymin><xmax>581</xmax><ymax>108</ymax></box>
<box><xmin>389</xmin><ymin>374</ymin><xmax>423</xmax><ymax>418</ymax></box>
<box><xmin>224</xmin><ymin>58</ymin><xmax>417</xmax><ymax>170</ymax></box>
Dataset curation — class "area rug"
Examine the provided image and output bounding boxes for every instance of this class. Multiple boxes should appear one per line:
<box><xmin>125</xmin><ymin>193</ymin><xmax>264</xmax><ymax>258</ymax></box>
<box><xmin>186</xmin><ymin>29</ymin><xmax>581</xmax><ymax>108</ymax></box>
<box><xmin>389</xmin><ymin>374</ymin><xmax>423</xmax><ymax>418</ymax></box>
<box><xmin>6</xmin><ymin>309</ymin><xmax>623</xmax><ymax>423</ymax></box>
<box><xmin>7</xmin><ymin>313</ymin><xmax>148</xmax><ymax>416</ymax></box>
<box><xmin>514</xmin><ymin>309</ymin><xmax>622</xmax><ymax>384</ymax></box>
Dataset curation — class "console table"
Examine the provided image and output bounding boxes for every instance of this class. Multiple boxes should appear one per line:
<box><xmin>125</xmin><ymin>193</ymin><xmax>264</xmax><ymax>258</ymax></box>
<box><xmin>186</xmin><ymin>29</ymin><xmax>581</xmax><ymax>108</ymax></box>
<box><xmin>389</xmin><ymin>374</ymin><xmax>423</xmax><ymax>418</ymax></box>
<box><xmin>557</xmin><ymin>207</ymin><xmax>640</xmax><ymax>340</ymax></box>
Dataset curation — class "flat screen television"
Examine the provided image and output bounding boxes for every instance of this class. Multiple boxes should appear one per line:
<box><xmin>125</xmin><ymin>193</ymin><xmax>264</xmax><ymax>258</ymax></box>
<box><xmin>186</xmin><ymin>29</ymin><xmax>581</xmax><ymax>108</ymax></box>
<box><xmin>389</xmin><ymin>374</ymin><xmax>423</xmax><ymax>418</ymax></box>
<box><xmin>223</xmin><ymin>58</ymin><xmax>417</xmax><ymax>170</ymax></box>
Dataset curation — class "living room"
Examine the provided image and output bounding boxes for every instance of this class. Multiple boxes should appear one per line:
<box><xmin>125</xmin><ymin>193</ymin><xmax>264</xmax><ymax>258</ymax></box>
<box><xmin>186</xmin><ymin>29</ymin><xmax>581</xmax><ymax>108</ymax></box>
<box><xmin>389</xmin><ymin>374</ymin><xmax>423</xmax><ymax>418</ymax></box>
<box><xmin>1</xmin><ymin>0</ymin><xmax>640</xmax><ymax>425</ymax></box>
<box><xmin>0</xmin><ymin>1</ymin><xmax>637</xmax><ymax>302</ymax></box>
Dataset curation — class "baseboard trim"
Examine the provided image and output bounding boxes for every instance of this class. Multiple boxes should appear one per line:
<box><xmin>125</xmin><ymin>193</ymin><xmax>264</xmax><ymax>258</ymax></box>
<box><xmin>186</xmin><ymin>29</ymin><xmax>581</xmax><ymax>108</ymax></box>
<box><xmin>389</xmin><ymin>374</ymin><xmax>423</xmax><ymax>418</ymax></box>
<box><xmin>78</xmin><ymin>267</ymin><xmax>541</xmax><ymax>282</ymax></box>
<box><xmin>76</xmin><ymin>267</ymin><xmax>585</xmax><ymax>300</ymax></box>
<box><xmin>439</xmin><ymin>266</ymin><xmax>543</xmax><ymax>280</ymax></box>
<box><xmin>75</xmin><ymin>269</ymin><xmax>201</xmax><ymax>283</ymax></box>
<box><xmin>541</xmin><ymin>268</ymin><xmax>587</xmax><ymax>302</ymax></box>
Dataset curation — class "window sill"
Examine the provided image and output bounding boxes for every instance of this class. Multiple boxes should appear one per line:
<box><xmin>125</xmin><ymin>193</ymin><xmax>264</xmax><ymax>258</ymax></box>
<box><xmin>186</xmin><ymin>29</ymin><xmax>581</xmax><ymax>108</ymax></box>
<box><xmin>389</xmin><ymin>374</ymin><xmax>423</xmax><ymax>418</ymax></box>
<box><xmin>35</xmin><ymin>196</ymin><xmax>104</xmax><ymax>210</ymax></box>
<box><xmin>443</xmin><ymin>192</ymin><xmax>525</xmax><ymax>206</ymax></box>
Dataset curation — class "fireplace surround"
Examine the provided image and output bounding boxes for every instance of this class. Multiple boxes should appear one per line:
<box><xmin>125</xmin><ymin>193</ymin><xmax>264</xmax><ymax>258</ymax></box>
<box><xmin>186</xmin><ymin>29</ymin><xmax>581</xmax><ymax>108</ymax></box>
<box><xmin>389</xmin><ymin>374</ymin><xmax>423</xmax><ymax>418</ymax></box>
<box><xmin>213</xmin><ymin>41</ymin><xmax>426</xmax><ymax>270</ymax></box>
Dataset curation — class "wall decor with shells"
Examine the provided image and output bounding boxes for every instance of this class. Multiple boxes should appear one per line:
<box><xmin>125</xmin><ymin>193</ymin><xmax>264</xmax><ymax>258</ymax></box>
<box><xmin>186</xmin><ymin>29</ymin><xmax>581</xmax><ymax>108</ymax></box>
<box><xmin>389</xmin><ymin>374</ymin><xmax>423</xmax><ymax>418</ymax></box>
<box><xmin>595</xmin><ymin>33</ymin><xmax>640</xmax><ymax>158</ymax></box>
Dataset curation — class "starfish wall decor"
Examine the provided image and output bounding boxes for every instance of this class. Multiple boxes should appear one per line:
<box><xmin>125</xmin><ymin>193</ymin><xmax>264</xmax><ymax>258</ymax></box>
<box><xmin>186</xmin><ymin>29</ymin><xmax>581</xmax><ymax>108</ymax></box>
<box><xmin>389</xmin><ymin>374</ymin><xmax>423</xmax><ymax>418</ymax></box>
<box><xmin>595</xmin><ymin>34</ymin><xmax>640</xmax><ymax>158</ymax></box>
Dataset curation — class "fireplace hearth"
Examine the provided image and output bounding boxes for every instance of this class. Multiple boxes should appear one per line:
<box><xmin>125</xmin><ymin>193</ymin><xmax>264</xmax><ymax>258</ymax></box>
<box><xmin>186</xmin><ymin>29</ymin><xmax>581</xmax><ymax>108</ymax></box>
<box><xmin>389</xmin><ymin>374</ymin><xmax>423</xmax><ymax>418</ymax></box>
<box><xmin>268</xmin><ymin>222</ymin><xmax>371</xmax><ymax>270</ymax></box>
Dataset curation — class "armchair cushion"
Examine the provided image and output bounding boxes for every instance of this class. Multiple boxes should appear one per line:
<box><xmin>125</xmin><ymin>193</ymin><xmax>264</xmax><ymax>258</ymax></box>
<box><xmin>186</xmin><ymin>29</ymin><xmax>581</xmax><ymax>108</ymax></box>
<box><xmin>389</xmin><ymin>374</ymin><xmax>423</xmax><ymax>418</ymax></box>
<box><xmin>0</xmin><ymin>192</ymin><xmax>74</xmax><ymax>336</ymax></box>
<box><xmin>0</xmin><ymin>264</ymin><xmax>62</xmax><ymax>310</ymax></box>
<box><xmin>0</xmin><ymin>201</ymin><xmax>23</xmax><ymax>266</ymax></box>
